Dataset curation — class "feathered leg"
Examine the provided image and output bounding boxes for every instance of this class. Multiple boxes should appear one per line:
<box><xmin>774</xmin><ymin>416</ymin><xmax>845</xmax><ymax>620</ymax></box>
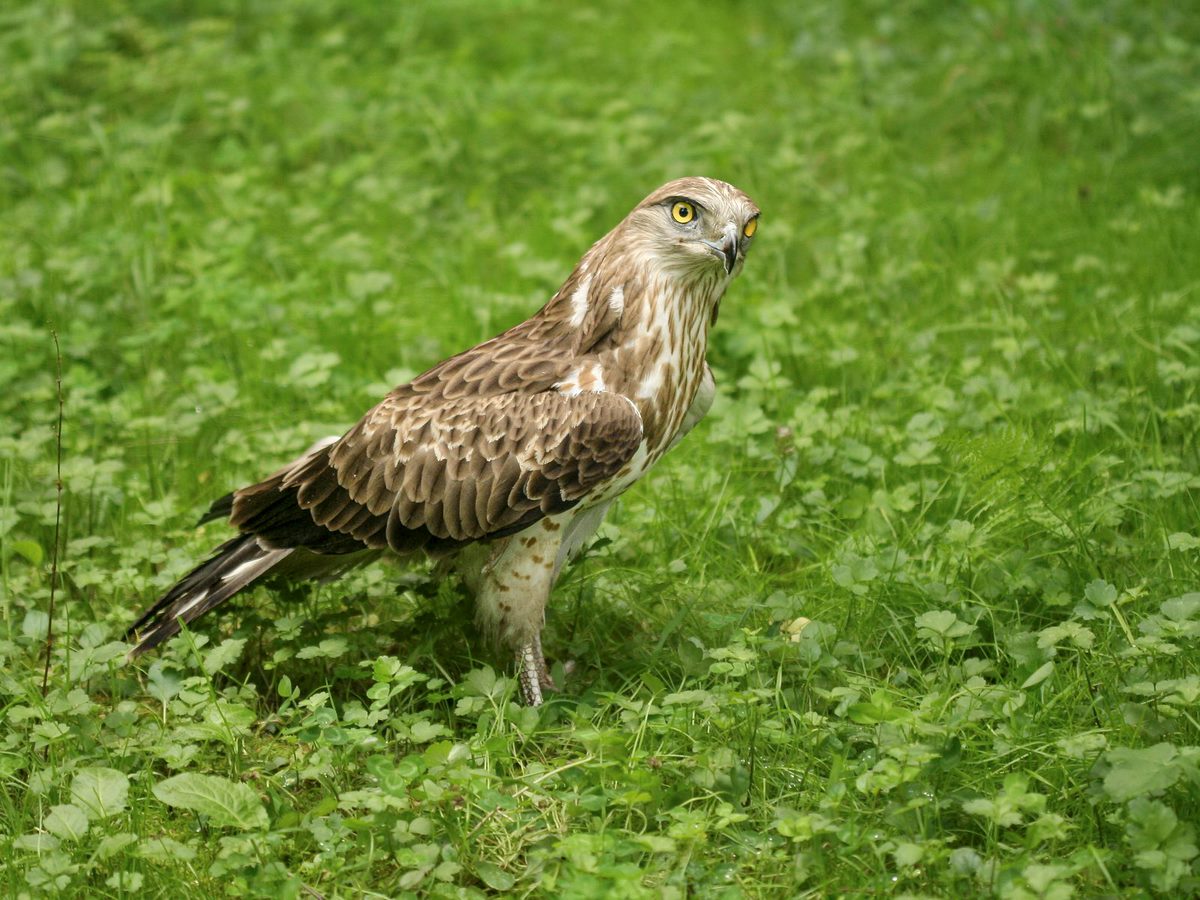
<box><xmin>474</xmin><ymin>517</ymin><xmax>566</xmax><ymax>706</ymax></box>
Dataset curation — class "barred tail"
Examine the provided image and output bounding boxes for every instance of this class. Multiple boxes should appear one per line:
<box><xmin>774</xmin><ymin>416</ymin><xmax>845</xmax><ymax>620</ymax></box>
<box><xmin>126</xmin><ymin>535</ymin><xmax>292</xmax><ymax>655</ymax></box>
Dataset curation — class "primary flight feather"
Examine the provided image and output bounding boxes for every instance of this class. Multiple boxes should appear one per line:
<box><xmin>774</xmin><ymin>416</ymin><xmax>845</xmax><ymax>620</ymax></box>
<box><xmin>128</xmin><ymin>177</ymin><xmax>761</xmax><ymax>705</ymax></box>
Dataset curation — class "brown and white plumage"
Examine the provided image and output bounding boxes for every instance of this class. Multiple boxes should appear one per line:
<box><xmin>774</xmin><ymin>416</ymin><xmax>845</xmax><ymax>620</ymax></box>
<box><xmin>127</xmin><ymin>177</ymin><xmax>760</xmax><ymax>704</ymax></box>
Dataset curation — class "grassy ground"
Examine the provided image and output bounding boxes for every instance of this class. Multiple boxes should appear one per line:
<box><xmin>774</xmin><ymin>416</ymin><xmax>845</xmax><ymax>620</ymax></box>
<box><xmin>3</xmin><ymin>0</ymin><xmax>1200</xmax><ymax>896</ymax></box>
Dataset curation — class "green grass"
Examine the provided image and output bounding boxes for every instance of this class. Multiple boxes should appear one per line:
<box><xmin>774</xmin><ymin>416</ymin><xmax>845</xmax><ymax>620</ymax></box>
<box><xmin>3</xmin><ymin>0</ymin><xmax>1200</xmax><ymax>895</ymax></box>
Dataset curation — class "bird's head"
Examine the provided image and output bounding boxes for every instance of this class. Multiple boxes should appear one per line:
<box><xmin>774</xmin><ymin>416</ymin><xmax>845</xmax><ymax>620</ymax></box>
<box><xmin>624</xmin><ymin>177</ymin><xmax>760</xmax><ymax>280</ymax></box>
<box><xmin>544</xmin><ymin>177</ymin><xmax>760</xmax><ymax>339</ymax></box>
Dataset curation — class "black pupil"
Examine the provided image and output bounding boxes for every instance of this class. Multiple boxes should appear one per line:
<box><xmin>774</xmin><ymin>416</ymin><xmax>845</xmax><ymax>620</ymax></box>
<box><xmin>679</xmin><ymin>205</ymin><xmax>689</xmax><ymax>218</ymax></box>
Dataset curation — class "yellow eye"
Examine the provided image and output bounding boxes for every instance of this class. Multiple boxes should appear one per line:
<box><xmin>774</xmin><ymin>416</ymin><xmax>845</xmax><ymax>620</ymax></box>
<box><xmin>671</xmin><ymin>201</ymin><xmax>696</xmax><ymax>224</ymax></box>
<box><xmin>743</xmin><ymin>217</ymin><xmax>758</xmax><ymax>238</ymax></box>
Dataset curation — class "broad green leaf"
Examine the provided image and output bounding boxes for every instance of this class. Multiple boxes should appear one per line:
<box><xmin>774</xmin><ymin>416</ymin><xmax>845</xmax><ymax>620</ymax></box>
<box><xmin>662</xmin><ymin>690</ymin><xmax>717</xmax><ymax>707</ymax></box>
<box><xmin>137</xmin><ymin>836</ymin><xmax>198</xmax><ymax>862</ymax></box>
<box><xmin>773</xmin><ymin>808</ymin><xmax>835</xmax><ymax>841</ymax></box>
<box><xmin>1103</xmin><ymin>744</ymin><xmax>1183</xmax><ymax>801</ymax></box>
<box><xmin>1021</xmin><ymin>660</ymin><xmax>1055</xmax><ymax>689</ymax></box>
<box><xmin>105</xmin><ymin>871</ymin><xmax>144</xmax><ymax>892</ymax></box>
<box><xmin>893</xmin><ymin>842</ymin><xmax>924</xmax><ymax>867</ymax></box>
<box><xmin>152</xmin><ymin>773</ymin><xmax>268</xmax><ymax>830</ymax></box>
<box><xmin>464</xmin><ymin>666</ymin><xmax>499</xmax><ymax>697</ymax></box>
<box><xmin>408</xmin><ymin>719</ymin><xmax>448</xmax><ymax>743</ymax></box>
<box><xmin>1037</xmin><ymin>623</ymin><xmax>1094</xmax><ymax>650</ymax></box>
<box><xmin>93</xmin><ymin>833</ymin><xmax>138</xmax><ymax>860</ymax></box>
<box><xmin>1126</xmin><ymin>797</ymin><xmax>1199</xmax><ymax>891</ymax></box>
<box><xmin>296</xmin><ymin>637</ymin><xmax>349</xmax><ymax>659</ymax></box>
<box><xmin>372</xmin><ymin>656</ymin><xmax>403</xmax><ymax>683</ymax></box>
<box><xmin>944</xmin><ymin>519</ymin><xmax>975</xmax><ymax>544</ymax></box>
<box><xmin>201</xmin><ymin>700</ymin><xmax>257</xmax><ymax>733</ymax></box>
<box><xmin>1126</xmin><ymin>797</ymin><xmax>1181</xmax><ymax>848</ymax></box>
<box><xmin>202</xmin><ymin>638</ymin><xmax>246</xmax><ymax>675</ymax></box>
<box><xmin>475</xmin><ymin>862</ymin><xmax>516</xmax><ymax>891</ymax></box>
<box><xmin>10</xmin><ymin>539</ymin><xmax>44</xmax><ymax>566</ymax></box>
<box><xmin>1083</xmin><ymin>580</ymin><xmax>1118</xmax><ymax>607</ymax></box>
<box><xmin>1161</xmin><ymin>593</ymin><xmax>1200</xmax><ymax>622</ymax></box>
<box><xmin>916</xmin><ymin>609</ymin><xmax>973</xmax><ymax>638</ymax></box>
<box><xmin>1166</xmin><ymin>532</ymin><xmax>1200</xmax><ymax>551</ymax></box>
<box><xmin>635</xmin><ymin>834</ymin><xmax>677</xmax><ymax>853</ymax></box>
<box><xmin>1056</xmin><ymin>732</ymin><xmax>1107</xmax><ymax>759</ymax></box>
<box><xmin>146</xmin><ymin>661</ymin><xmax>183</xmax><ymax>703</ymax></box>
<box><xmin>43</xmin><ymin>804</ymin><xmax>89</xmax><ymax>841</ymax></box>
<box><xmin>21</xmin><ymin>609</ymin><xmax>49</xmax><ymax>641</ymax></box>
<box><xmin>962</xmin><ymin>773</ymin><xmax>1044</xmax><ymax>827</ymax></box>
<box><xmin>70</xmin><ymin>768</ymin><xmax>129</xmax><ymax>819</ymax></box>
<box><xmin>13</xmin><ymin>833</ymin><xmax>60</xmax><ymax>853</ymax></box>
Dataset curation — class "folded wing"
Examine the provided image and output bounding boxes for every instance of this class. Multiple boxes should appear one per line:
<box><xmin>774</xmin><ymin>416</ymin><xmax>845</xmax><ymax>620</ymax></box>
<box><xmin>231</xmin><ymin>389</ymin><xmax>644</xmax><ymax>555</ymax></box>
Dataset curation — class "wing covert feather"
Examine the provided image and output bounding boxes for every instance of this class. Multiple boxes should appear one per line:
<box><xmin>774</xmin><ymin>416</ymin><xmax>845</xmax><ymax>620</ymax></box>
<box><xmin>232</xmin><ymin>390</ymin><xmax>642</xmax><ymax>552</ymax></box>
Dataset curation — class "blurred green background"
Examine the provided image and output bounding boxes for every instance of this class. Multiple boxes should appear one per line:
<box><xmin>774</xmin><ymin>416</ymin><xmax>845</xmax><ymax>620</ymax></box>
<box><xmin>2</xmin><ymin>1</ymin><xmax>1200</xmax><ymax>896</ymax></box>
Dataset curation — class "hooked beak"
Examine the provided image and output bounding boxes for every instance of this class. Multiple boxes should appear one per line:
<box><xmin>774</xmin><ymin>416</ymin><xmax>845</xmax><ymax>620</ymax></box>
<box><xmin>702</xmin><ymin>223</ymin><xmax>740</xmax><ymax>275</ymax></box>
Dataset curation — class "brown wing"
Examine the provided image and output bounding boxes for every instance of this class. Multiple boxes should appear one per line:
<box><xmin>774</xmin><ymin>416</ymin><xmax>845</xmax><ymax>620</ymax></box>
<box><xmin>228</xmin><ymin>390</ymin><xmax>643</xmax><ymax>555</ymax></box>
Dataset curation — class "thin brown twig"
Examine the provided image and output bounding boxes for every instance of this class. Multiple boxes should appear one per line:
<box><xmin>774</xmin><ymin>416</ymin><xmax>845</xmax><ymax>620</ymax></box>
<box><xmin>41</xmin><ymin>329</ymin><xmax>65</xmax><ymax>697</ymax></box>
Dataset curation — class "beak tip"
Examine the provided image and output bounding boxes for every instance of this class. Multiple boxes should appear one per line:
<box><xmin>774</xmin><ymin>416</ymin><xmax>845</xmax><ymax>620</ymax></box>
<box><xmin>722</xmin><ymin>244</ymin><xmax>737</xmax><ymax>275</ymax></box>
<box><xmin>701</xmin><ymin>235</ymin><xmax>739</xmax><ymax>274</ymax></box>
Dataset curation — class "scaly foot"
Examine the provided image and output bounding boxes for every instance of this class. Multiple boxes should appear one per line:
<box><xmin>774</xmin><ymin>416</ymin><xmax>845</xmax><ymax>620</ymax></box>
<box><xmin>515</xmin><ymin>635</ymin><xmax>562</xmax><ymax>705</ymax></box>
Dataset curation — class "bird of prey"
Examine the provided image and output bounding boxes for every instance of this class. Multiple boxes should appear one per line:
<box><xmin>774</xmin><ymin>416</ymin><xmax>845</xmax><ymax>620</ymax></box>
<box><xmin>127</xmin><ymin>177</ymin><xmax>760</xmax><ymax>705</ymax></box>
